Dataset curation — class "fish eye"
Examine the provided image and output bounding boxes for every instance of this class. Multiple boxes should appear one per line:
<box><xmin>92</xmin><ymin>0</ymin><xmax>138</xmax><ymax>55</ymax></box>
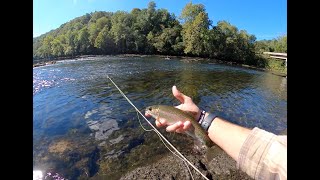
<box><xmin>148</xmin><ymin>107</ymin><xmax>152</xmax><ymax>111</ymax></box>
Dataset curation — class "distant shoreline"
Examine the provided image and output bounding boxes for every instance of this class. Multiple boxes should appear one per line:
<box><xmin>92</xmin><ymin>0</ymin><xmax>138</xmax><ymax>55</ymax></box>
<box><xmin>33</xmin><ymin>54</ymin><xmax>287</xmax><ymax>77</ymax></box>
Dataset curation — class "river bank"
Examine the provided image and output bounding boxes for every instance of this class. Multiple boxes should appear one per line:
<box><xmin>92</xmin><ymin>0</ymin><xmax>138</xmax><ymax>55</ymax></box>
<box><xmin>33</xmin><ymin>54</ymin><xmax>287</xmax><ymax>77</ymax></box>
<box><xmin>33</xmin><ymin>55</ymin><xmax>97</xmax><ymax>67</ymax></box>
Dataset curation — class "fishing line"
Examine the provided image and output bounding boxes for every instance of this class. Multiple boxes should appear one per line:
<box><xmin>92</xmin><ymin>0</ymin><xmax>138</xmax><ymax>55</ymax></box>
<box><xmin>136</xmin><ymin>112</ymin><xmax>195</xmax><ymax>180</ymax></box>
<box><xmin>107</xmin><ymin>75</ymin><xmax>209</xmax><ymax>180</ymax></box>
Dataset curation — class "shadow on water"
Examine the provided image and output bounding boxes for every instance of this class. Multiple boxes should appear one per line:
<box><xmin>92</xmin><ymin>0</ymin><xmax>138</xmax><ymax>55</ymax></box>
<box><xmin>33</xmin><ymin>56</ymin><xmax>286</xmax><ymax>179</ymax></box>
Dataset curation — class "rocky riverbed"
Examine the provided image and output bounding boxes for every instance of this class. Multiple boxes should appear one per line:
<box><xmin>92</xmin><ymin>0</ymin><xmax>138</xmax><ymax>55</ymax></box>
<box><xmin>120</xmin><ymin>146</ymin><xmax>252</xmax><ymax>180</ymax></box>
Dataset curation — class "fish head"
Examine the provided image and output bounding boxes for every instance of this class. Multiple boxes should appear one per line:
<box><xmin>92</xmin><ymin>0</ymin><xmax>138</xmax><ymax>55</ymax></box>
<box><xmin>145</xmin><ymin>105</ymin><xmax>160</xmax><ymax>118</ymax></box>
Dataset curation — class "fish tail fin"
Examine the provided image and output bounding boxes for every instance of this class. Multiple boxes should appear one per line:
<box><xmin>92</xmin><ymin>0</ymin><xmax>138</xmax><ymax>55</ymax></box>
<box><xmin>184</xmin><ymin>130</ymin><xmax>197</xmax><ymax>139</ymax></box>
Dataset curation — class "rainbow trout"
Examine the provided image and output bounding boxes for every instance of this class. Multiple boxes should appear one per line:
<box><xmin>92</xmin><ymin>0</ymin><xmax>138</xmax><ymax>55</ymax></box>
<box><xmin>145</xmin><ymin>105</ymin><xmax>214</xmax><ymax>148</ymax></box>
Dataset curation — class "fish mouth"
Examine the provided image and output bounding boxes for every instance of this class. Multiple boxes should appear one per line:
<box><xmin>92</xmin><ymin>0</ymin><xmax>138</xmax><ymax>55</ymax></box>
<box><xmin>145</xmin><ymin>106</ymin><xmax>154</xmax><ymax>116</ymax></box>
<box><xmin>145</xmin><ymin>106</ymin><xmax>152</xmax><ymax>114</ymax></box>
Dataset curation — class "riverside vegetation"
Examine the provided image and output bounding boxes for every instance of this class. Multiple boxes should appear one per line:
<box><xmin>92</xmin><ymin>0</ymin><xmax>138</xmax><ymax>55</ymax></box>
<box><xmin>33</xmin><ymin>1</ymin><xmax>287</xmax><ymax>74</ymax></box>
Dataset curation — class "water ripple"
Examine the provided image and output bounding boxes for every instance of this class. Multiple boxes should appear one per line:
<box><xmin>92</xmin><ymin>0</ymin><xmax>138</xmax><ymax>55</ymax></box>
<box><xmin>33</xmin><ymin>56</ymin><xmax>287</xmax><ymax>179</ymax></box>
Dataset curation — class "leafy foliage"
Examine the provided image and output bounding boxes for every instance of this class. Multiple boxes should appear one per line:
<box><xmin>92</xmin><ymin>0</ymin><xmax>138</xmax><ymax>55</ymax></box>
<box><xmin>254</xmin><ymin>35</ymin><xmax>287</xmax><ymax>53</ymax></box>
<box><xmin>33</xmin><ymin>1</ymin><xmax>286</xmax><ymax>68</ymax></box>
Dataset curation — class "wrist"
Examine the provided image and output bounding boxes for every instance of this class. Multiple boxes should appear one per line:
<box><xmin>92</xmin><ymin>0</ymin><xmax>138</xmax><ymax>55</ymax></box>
<box><xmin>199</xmin><ymin>111</ymin><xmax>218</xmax><ymax>132</ymax></box>
<box><xmin>204</xmin><ymin>112</ymin><xmax>210</xmax><ymax>119</ymax></box>
<box><xmin>195</xmin><ymin>110</ymin><xmax>201</xmax><ymax>121</ymax></box>
<box><xmin>197</xmin><ymin>110</ymin><xmax>206</xmax><ymax>124</ymax></box>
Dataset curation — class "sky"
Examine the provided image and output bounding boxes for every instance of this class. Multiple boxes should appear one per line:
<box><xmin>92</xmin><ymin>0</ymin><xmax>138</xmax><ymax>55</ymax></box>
<box><xmin>33</xmin><ymin>0</ymin><xmax>287</xmax><ymax>40</ymax></box>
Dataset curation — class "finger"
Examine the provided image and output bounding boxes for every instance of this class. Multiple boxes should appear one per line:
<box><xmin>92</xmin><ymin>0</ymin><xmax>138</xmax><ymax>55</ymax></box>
<box><xmin>155</xmin><ymin>120</ymin><xmax>162</xmax><ymax>127</ymax></box>
<box><xmin>166</xmin><ymin>121</ymin><xmax>183</xmax><ymax>132</ymax></box>
<box><xmin>175</xmin><ymin>121</ymin><xmax>192</xmax><ymax>133</ymax></box>
<box><xmin>172</xmin><ymin>86</ymin><xmax>188</xmax><ymax>104</ymax></box>
<box><xmin>182</xmin><ymin>121</ymin><xmax>192</xmax><ymax>130</ymax></box>
<box><xmin>174</xmin><ymin>104</ymin><xmax>183</xmax><ymax>109</ymax></box>
<box><xmin>175</xmin><ymin>128</ymin><xmax>184</xmax><ymax>133</ymax></box>
<box><xmin>159</xmin><ymin>118</ymin><xmax>166</xmax><ymax>124</ymax></box>
<box><xmin>155</xmin><ymin>118</ymin><xmax>166</xmax><ymax>127</ymax></box>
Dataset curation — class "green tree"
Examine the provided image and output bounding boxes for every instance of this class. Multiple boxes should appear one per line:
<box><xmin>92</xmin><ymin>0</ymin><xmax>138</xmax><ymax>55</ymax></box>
<box><xmin>33</xmin><ymin>38</ymin><xmax>43</xmax><ymax>59</ymax></box>
<box><xmin>32</xmin><ymin>1</ymin><xmax>270</xmax><ymax>68</ymax></box>
<box><xmin>96</xmin><ymin>17</ymin><xmax>111</xmax><ymax>31</ymax></box>
<box><xmin>94</xmin><ymin>27</ymin><xmax>115</xmax><ymax>54</ymax></box>
<box><xmin>254</xmin><ymin>35</ymin><xmax>287</xmax><ymax>53</ymax></box>
<box><xmin>51</xmin><ymin>38</ymin><xmax>64</xmax><ymax>57</ymax></box>
<box><xmin>180</xmin><ymin>2</ymin><xmax>206</xmax><ymax>24</ymax></box>
<box><xmin>89</xmin><ymin>11</ymin><xmax>111</xmax><ymax>23</ymax></box>
<box><xmin>88</xmin><ymin>23</ymin><xmax>99</xmax><ymax>46</ymax></box>
<box><xmin>180</xmin><ymin>2</ymin><xmax>211</xmax><ymax>56</ymax></box>
<box><xmin>274</xmin><ymin>35</ymin><xmax>287</xmax><ymax>53</ymax></box>
<box><xmin>146</xmin><ymin>6</ymin><xmax>183</xmax><ymax>55</ymax></box>
<box><xmin>254</xmin><ymin>40</ymin><xmax>269</xmax><ymax>54</ymax></box>
<box><xmin>110</xmin><ymin>11</ymin><xmax>135</xmax><ymax>53</ymax></box>
<box><xmin>151</xmin><ymin>26</ymin><xmax>183</xmax><ymax>55</ymax></box>
<box><xmin>77</xmin><ymin>27</ymin><xmax>90</xmax><ymax>54</ymax></box>
<box><xmin>214</xmin><ymin>21</ymin><xmax>256</xmax><ymax>63</ymax></box>
<box><xmin>40</xmin><ymin>35</ymin><xmax>54</xmax><ymax>58</ymax></box>
<box><xmin>64</xmin><ymin>31</ymin><xmax>77</xmax><ymax>57</ymax></box>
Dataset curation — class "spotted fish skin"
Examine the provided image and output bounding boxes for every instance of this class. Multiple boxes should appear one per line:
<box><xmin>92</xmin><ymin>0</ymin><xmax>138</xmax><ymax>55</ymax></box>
<box><xmin>146</xmin><ymin>105</ymin><xmax>214</xmax><ymax>148</ymax></box>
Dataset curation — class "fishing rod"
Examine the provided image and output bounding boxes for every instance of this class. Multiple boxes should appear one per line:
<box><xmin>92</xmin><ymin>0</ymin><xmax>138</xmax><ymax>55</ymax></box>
<box><xmin>107</xmin><ymin>75</ymin><xmax>209</xmax><ymax>180</ymax></box>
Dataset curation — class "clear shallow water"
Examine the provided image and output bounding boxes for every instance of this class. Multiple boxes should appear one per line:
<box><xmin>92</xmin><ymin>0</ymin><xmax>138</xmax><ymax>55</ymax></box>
<box><xmin>33</xmin><ymin>56</ymin><xmax>287</xmax><ymax>179</ymax></box>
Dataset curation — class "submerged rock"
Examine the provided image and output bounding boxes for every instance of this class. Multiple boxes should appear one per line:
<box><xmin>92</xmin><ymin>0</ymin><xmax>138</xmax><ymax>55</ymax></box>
<box><xmin>87</xmin><ymin>120</ymin><xmax>99</xmax><ymax>131</ymax></box>
<box><xmin>84</xmin><ymin>109</ymin><xmax>98</xmax><ymax>119</ymax></box>
<box><xmin>87</xmin><ymin>119</ymin><xmax>120</xmax><ymax>141</ymax></box>
<box><xmin>95</xmin><ymin>120</ymin><xmax>119</xmax><ymax>140</ymax></box>
<box><xmin>109</xmin><ymin>135</ymin><xmax>124</xmax><ymax>144</ymax></box>
<box><xmin>48</xmin><ymin>140</ymin><xmax>72</xmax><ymax>154</ymax></box>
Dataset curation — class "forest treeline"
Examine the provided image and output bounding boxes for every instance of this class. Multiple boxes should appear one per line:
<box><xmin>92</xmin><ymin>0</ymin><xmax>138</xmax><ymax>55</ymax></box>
<box><xmin>33</xmin><ymin>1</ymin><xmax>287</xmax><ymax>68</ymax></box>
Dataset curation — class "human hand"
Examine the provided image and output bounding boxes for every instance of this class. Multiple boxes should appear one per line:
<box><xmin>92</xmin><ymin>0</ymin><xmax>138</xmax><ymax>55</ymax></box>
<box><xmin>145</xmin><ymin>85</ymin><xmax>201</xmax><ymax>133</ymax></box>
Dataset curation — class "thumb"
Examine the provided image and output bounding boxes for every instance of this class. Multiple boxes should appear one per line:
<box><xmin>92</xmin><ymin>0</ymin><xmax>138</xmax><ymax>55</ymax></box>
<box><xmin>172</xmin><ymin>85</ymin><xmax>188</xmax><ymax>104</ymax></box>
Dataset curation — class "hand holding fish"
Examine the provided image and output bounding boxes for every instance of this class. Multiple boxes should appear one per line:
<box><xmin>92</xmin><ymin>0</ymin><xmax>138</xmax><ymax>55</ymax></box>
<box><xmin>144</xmin><ymin>85</ymin><xmax>287</xmax><ymax>180</ymax></box>
<box><xmin>110</xmin><ymin>76</ymin><xmax>286</xmax><ymax>179</ymax></box>
<box><xmin>145</xmin><ymin>85</ymin><xmax>200</xmax><ymax>133</ymax></box>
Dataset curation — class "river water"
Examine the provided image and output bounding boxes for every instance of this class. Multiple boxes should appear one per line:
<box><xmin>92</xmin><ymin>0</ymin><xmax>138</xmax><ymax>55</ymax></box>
<box><xmin>33</xmin><ymin>56</ymin><xmax>287</xmax><ymax>179</ymax></box>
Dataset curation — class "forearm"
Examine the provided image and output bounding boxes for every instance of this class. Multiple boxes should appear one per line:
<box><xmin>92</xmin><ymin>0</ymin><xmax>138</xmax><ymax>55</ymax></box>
<box><xmin>206</xmin><ymin>114</ymin><xmax>287</xmax><ymax>180</ymax></box>
<box><xmin>206</xmin><ymin>114</ymin><xmax>251</xmax><ymax>161</ymax></box>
